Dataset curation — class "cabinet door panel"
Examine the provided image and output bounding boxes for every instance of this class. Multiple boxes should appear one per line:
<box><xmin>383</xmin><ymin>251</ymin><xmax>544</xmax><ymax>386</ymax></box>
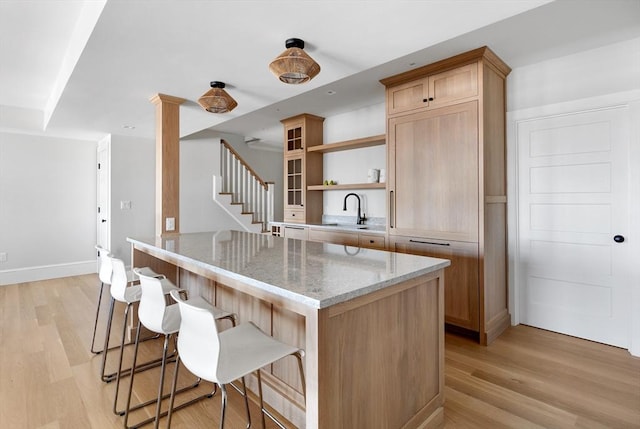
<box><xmin>391</xmin><ymin>236</ymin><xmax>479</xmax><ymax>330</ymax></box>
<box><xmin>358</xmin><ymin>233</ymin><xmax>386</xmax><ymax>250</ymax></box>
<box><xmin>428</xmin><ymin>63</ymin><xmax>478</xmax><ymax>108</ymax></box>
<box><xmin>386</xmin><ymin>77</ymin><xmax>429</xmax><ymax>116</ymax></box>
<box><xmin>284</xmin><ymin>121</ymin><xmax>305</xmax><ymax>154</ymax></box>
<box><xmin>389</xmin><ymin>101</ymin><xmax>479</xmax><ymax>241</ymax></box>
<box><xmin>285</xmin><ymin>156</ymin><xmax>304</xmax><ymax>209</ymax></box>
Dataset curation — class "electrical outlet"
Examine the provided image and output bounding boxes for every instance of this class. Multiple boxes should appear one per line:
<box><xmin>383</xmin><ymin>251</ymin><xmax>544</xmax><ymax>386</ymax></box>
<box><xmin>166</xmin><ymin>217</ymin><xmax>175</xmax><ymax>231</ymax></box>
<box><xmin>0</xmin><ymin>252</ymin><xmax>7</xmax><ymax>262</ymax></box>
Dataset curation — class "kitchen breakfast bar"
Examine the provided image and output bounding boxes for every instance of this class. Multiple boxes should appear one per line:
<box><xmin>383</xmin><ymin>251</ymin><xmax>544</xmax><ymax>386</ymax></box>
<box><xmin>128</xmin><ymin>230</ymin><xmax>450</xmax><ymax>429</ymax></box>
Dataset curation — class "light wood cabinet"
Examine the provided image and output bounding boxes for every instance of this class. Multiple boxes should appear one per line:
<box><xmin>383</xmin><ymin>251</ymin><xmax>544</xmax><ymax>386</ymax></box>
<box><xmin>296</xmin><ymin>227</ymin><xmax>386</xmax><ymax>250</ymax></box>
<box><xmin>281</xmin><ymin>114</ymin><xmax>324</xmax><ymax>223</ymax></box>
<box><xmin>385</xmin><ymin>62</ymin><xmax>478</xmax><ymax>116</ymax></box>
<box><xmin>382</xmin><ymin>46</ymin><xmax>510</xmax><ymax>345</ymax></box>
<box><xmin>390</xmin><ymin>235</ymin><xmax>478</xmax><ymax>330</ymax></box>
<box><xmin>358</xmin><ymin>233</ymin><xmax>386</xmax><ymax>250</ymax></box>
<box><xmin>308</xmin><ymin>229</ymin><xmax>359</xmax><ymax>246</ymax></box>
<box><xmin>389</xmin><ymin>101</ymin><xmax>479</xmax><ymax>242</ymax></box>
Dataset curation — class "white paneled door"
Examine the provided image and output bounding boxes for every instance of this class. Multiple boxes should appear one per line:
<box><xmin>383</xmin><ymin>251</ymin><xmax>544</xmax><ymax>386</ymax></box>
<box><xmin>97</xmin><ymin>140</ymin><xmax>110</xmax><ymax>253</ymax></box>
<box><xmin>517</xmin><ymin>107</ymin><xmax>631</xmax><ymax>348</ymax></box>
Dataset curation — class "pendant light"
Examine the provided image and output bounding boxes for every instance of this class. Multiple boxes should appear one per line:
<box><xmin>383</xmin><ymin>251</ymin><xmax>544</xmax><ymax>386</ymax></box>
<box><xmin>269</xmin><ymin>38</ymin><xmax>320</xmax><ymax>84</ymax></box>
<box><xmin>198</xmin><ymin>81</ymin><xmax>238</xmax><ymax>113</ymax></box>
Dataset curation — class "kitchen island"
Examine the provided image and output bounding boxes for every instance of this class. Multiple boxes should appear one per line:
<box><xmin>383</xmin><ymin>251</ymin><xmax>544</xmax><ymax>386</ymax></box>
<box><xmin>128</xmin><ymin>230</ymin><xmax>449</xmax><ymax>429</ymax></box>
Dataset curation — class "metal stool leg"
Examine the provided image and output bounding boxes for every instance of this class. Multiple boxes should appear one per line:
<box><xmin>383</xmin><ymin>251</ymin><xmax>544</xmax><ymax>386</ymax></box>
<box><xmin>219</xmin><ymin>384</ymin><xmax>228</xmax><ymax>429</ymax></box>
<box><xmin>99</xmin><ymin>297</ymin><xmax>117</xmax><ymax>382</ymax></box>
<box><xmin>90</xmin><ymin>281</ymin><xmax>106</xmax><ymax>354</ymax></box>
<box><xmin>124</xmin><ymin>329</ymin><xmax>216</xmax><ymax>428</ymax></box>
<box><xmin>113</xmin><ymin>302</ymin><xmax>133</xmax><ymax>414</ymax></box>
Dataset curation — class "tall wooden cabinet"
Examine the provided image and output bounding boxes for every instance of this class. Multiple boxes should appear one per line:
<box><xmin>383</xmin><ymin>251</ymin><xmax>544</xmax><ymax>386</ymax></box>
<box><xmin>381</xmin><ymin>46</ymin><xmax>511</xmax><ymax>344</ymax></box>
<box><xmin>281</xmin><ymin>113</ymin><xmax>324</xmax><ymax>223</ymax></box>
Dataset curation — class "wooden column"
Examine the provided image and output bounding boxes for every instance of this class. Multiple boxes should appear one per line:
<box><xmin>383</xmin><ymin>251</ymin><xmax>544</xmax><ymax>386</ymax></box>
<box><xmin>150</xmin><ymin>94</ymin><xmax>185</xmax><ymax>236</ymax></box>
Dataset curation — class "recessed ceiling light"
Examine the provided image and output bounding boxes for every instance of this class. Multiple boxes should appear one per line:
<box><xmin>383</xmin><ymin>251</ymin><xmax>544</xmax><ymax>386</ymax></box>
<box><xmin>123</xmin><ymin>125</ymin><xmax>136</xmax><ymax>129</ymax></box>
<box><xmin>327</xmin><ymin>90</ymin><xmax>336</xmax><ymax>95</ymax></box>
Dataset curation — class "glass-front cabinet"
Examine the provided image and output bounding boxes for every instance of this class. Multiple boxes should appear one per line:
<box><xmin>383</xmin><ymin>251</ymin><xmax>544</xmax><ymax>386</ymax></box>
<box><xmin>281</xmin><ymin>113</ymin><xmax>324</xmax><ymax>223</ymax></box>
<box><xmin>286</xmin><ymin>156</ymin><xmax>303</xmax><ymax>206</ymax></box>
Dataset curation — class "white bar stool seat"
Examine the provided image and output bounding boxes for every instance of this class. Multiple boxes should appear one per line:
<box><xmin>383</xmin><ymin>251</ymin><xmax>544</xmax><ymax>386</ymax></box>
<box><xmin>167</xmin><ymin>289</ymin><xmax>306</xmax><ymax>429</ymax></box>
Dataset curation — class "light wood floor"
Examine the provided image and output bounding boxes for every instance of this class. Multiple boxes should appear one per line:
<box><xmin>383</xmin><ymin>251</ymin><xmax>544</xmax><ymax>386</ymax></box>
<box><xmin>1</xmin><ymin>274</ymin><xmax>639</xmax><ymax>429</ymax></box>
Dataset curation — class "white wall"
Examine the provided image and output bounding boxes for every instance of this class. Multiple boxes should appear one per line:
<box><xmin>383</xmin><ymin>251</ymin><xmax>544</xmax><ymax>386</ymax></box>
<box><xmin>322</xmin><ymin>103</ymin><xmax>386</xmax><ymax>219</ymax></box>
<box><xmin>0</xmin><ymin>132</ymin><xmax>96</xmax><ymax>285</ymax></box>
<box><xmin>507</xmin><ymin>37</ymin><xmax>640</xmax><ymax>112</ymax></box>
<box><xmin>506</xmin><ymin>37</ymin><xmax>640</xmax><ymax>354</ymax></box>
<box><xmin>109</xmin><ymin>134</ymin><xmax>156</xmax><ymax>264</ymax></box>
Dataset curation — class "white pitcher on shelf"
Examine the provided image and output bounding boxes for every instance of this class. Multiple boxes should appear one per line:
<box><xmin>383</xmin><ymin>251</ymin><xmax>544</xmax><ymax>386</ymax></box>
<box><xmin>367</xmin><ymin>168</ymin><xmax>380</xmax><ymax>183</ymax></box>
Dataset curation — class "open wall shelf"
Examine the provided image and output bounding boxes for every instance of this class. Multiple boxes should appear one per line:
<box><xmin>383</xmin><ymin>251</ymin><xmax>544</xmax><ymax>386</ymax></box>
<box><xmin>308</xmin><ymin>182</ymin><xmax>386</xmax><ymax>191</ymax></box>
<box><xmin>307</xmin><ymin>134</ymin><xmax>385</xmax><ymax>153</ymax></box>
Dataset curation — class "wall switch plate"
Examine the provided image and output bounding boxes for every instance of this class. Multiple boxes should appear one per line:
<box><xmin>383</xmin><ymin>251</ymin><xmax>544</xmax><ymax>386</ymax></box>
<box><xmin>120</xmin><ymin>200</ymin><xmax>131</xmax><ymax>210</ymax></box>
<box><xmin>0</xmin><ymin>252</ymin><xmax>7</xmax><ymax>262</ymax></box>
<box><xmin>166</xmin><ymin>217</ymin><xmax>175</xmax><ymax>231</ymax></box>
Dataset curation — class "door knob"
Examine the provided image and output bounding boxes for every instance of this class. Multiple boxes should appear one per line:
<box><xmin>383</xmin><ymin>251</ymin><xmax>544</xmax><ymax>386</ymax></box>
<box><xmin>101</xmin><ymin>219</ymin><xmax>107</xmax><ymax>223</ymax></box>
<box><xmin>613</xmin><ymin>235</ymin><xmax>625</xmax><ymax>243</ymax></box>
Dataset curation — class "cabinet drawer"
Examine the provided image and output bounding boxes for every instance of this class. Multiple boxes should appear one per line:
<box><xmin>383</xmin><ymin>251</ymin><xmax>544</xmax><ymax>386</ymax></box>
<box><xmin>358</xmin><ymin>234</ymin><xmax>386</xmax><ymax>250</ymax></box>
<box><xmin>283</xmin><ymin>226</ymin><xmax>308</xmax><ymax>240</ymax></box>
<box><xmin>284</xmin><ymin>209</ymin><xmax>305</xmax><ymax>222</ymax></box>
<box><xmin>308</xmin><ymin>229</ymin><xmax>359</xmax><ymax>246</ymax></box>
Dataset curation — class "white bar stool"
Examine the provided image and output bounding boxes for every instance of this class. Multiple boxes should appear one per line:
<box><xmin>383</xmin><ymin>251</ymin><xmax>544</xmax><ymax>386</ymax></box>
<box><xmin>167</xmin><ymin>289</ymin><xmax>306</xmax><ymax>429</ymax></box>
<box><xmin>122</xmin><ymin>269</ymin><xmax>236</xmax><ymax>429</ymax></box>
<box><xmin>99</xmin><ymin>256</ymin><xmax>174</xmax><ymax>416</ymax></box>
<box><xmin>92</xmin><ymin>245</ymin><xmax>155</xmax><ymax>356</ymax></box>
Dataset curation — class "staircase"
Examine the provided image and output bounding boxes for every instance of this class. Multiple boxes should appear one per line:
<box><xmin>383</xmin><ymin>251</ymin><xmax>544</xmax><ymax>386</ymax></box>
<box><xmin>213</xmin><ymin>140</ymin><xmax>274</xmax><ymax>233</ymax></box>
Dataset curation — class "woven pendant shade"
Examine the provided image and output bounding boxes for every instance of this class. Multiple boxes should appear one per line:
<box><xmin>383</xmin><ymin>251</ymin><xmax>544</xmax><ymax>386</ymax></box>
<box><xmin>269</xmin><ymin>38</ymin><xmax>320</xmax><ymax>84</ymax></box>
<box><xmin>198</xmin><ymin>81</ymin><xmax>237</xmax><ymax>113</ymax></box>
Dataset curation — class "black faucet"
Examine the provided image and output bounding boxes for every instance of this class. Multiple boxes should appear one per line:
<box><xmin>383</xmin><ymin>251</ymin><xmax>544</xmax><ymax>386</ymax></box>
<box><xmin>343</xmin><ymin>193</ymin><xmax>364</xmax><ymax>225</ymax></box>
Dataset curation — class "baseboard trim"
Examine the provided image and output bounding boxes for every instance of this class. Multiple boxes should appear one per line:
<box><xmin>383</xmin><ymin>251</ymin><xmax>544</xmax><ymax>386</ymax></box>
<box><xmin>0</xmin><ymin>260</ymin><xmax>96</xmax><ymax>286</ymax></box>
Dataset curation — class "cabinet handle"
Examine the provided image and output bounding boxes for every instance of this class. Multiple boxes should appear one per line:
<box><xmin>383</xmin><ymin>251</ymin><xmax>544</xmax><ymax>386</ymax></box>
<box><xmin>428</xmin><ymin>97</ymin><xmax>434</xmax><ymax>101</ymax></box>
<box><xmin>409</xmin><ymin>239</ymin><xmax>450</xmax><ymax>246</ymax></box>
<box><xmin>422</xmin><ymin>98</ymin><xmax>428</xmax><ymax>102</ymax></box>
<box><xmin>389</xmin><ymin>191</ymin><xmax>394</xmax><ymax>228</ymax></box>
<box><xmin>286</xmin><ymin>226</ymin><xmax>305</xmax><ymax>230</ymax></box>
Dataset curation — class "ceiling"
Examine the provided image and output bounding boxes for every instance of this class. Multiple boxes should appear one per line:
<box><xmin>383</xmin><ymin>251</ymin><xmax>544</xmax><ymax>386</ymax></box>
<box><xmin>1</xmin><ymin>0</ymin><xmax>639</xmax><ymax>151</ymax></box>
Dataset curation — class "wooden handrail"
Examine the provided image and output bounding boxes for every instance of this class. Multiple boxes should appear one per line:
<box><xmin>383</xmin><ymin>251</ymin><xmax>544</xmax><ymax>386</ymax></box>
<box><xmin>220</xmin><ymin>139</ymin><xmax>268</xmax><ymax>189</ymax></box>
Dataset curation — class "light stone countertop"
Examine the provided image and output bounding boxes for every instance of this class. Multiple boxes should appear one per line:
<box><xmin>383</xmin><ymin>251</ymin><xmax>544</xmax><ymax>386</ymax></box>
<box><xmin>128</xmin><ymin>230</ymin><xmax>450</xmax><ymax>309</ymax></box>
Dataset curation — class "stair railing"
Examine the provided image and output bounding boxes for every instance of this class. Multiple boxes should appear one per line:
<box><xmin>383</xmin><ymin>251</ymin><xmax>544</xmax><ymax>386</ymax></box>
<box><xmin>220</xmin><ymin>140</ymin><xmax>274</xmax><ymax>231</ymax></box>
